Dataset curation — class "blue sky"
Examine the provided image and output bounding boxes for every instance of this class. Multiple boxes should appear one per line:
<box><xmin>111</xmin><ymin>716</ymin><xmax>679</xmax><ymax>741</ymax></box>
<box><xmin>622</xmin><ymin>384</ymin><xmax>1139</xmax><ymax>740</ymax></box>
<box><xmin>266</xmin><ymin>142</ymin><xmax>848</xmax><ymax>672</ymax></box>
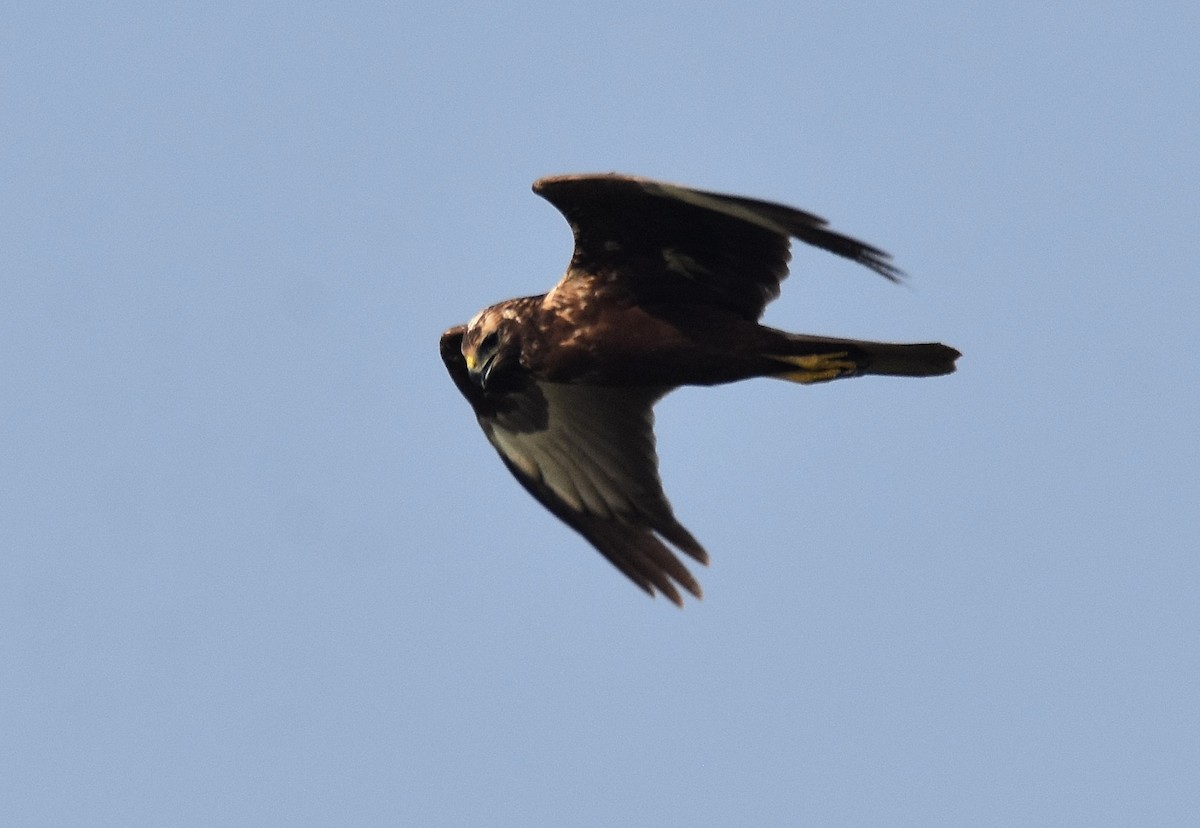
<box><xmin>4</xmin><ymin>2</ymin><xmax>1198</xmax><ymax>825</ymax></box>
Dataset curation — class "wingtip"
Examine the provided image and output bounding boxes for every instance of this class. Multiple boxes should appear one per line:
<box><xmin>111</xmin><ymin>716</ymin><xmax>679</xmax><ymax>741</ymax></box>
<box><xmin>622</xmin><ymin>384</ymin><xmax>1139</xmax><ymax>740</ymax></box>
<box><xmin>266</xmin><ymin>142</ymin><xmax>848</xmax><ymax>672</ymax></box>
<box><xmin>875</xmin><ymin>261</ymin><xmax>907</xmax><ymax>284</ymax></box>
<box><xmin>658</xmin><ymin>580</ymin><xmax>701</xmax><ymax>609</ymax></box>
<box><xmin>662</xmin><ymin>585</ymin><xmax>685</xmax><ymax>608</ymax></box>
<box><xmin>664</xmin><ymin>566</ymin><xmax>704</xmax><ymax>608</ymax></box>
<box><xmin>626</xmin><ymin>573</ymin><xmax>687</xmax><ymax>608</ymax></box>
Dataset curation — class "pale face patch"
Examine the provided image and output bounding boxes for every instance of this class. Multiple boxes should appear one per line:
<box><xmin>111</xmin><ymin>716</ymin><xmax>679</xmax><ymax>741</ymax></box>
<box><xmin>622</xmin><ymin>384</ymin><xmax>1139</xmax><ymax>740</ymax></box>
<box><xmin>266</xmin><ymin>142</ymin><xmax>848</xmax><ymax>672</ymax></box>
<box><xmin>462</xmin><ymin>307</ymin><xmax>509</xmax><ymax>365</ymax></box>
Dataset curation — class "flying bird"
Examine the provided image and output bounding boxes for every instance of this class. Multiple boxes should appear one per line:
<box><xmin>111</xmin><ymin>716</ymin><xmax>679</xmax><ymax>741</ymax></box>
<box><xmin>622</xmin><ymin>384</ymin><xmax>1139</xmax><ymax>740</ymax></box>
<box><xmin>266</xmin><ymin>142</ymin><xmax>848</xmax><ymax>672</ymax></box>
<box><xmin>440</xmin><ymin>174</ymin><xmax>959</xmax><ymax>606</ymax></box>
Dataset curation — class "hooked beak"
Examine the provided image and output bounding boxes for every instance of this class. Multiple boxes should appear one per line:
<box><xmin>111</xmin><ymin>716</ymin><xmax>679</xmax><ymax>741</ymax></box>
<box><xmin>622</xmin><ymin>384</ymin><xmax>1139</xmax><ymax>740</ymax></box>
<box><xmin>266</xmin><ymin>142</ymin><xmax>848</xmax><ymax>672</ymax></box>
<box><xmin>465</xmin><ymin>350</ymin><xmax>497</xmax><ymax>389</ymax></box>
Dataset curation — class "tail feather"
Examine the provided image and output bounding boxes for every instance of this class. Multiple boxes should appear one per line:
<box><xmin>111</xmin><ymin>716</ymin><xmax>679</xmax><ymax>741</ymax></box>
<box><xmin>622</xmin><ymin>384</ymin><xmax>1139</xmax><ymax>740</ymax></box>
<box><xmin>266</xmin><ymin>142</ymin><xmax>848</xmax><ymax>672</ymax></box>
<box><xmin>767</xmin><ymin>334</ymin><xmax>960</xmax><ymax>383</ymax></box>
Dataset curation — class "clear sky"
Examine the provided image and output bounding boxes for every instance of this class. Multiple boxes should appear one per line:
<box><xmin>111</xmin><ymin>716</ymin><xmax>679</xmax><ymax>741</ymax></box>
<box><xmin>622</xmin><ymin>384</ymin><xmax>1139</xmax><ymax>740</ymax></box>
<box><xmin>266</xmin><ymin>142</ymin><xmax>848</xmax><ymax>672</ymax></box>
<box><xmin>4</xmin><ymin>2</ymin><xmax>1198</xmax><ymax>825</ymax></box>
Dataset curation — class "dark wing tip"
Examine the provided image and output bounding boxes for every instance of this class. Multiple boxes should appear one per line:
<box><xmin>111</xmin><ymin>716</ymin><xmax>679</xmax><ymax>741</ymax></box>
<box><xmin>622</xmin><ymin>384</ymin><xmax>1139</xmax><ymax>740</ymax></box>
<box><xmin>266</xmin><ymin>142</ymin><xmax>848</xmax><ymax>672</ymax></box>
<box><xmin>850</xmin><ymin>244</ymin><xmax>906</xmax><ymax>283</ymax></box>
<box><xmin>588</xmin><ymin>522</ymin><xmax>704</xmax><ymax>607</ymax></box>
<box><xmin>546</xmin><ymin>507</ymin><xmax>708</xmax><ymax>607</ymax></box>
<box><xmin>534</xmin><ymin>173</ymin><xmax>906</xmax><ymax>285</ymax></box>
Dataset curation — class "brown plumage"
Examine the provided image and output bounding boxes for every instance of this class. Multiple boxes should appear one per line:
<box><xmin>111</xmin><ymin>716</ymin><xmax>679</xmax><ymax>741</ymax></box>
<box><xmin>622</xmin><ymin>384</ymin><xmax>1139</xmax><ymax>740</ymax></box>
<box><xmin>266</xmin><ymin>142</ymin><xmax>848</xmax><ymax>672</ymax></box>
<box><xmin>439</xmin><ymin>174</ymin><xmax>960</xmax><ymax>606</ymax></box>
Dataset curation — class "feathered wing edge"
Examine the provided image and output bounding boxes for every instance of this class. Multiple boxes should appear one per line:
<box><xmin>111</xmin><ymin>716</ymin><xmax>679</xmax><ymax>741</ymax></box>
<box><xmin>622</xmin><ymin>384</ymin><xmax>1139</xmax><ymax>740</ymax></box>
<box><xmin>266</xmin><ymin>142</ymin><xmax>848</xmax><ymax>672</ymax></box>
<box><xmin>535</xmin><ymin>172</ymin><xmax>906</xmax><ymax>284</ymax></box>
<box><xmin>495</xmin><ymin>449</ymin><xmax>708</xmax><ymax>607</ymax></box>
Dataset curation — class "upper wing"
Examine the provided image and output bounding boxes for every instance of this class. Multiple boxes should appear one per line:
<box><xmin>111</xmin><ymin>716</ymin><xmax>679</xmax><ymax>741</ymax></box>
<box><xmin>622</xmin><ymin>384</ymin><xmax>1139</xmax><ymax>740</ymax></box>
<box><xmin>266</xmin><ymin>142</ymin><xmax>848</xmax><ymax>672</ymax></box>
<box><xmin>440</xmin><ymin>327</ymin><xmax>707</xmax><ymax>605</ymax></box>
<box><xmin>534</xmin><ymin>173</ymin><xmax>903</xmax><ymax>322</ymax></box>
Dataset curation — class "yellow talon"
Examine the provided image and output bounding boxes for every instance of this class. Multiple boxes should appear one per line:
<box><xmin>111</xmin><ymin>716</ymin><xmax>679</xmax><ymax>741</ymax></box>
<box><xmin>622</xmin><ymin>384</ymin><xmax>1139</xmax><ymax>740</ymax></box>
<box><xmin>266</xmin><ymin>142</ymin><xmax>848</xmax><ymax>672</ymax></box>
<box><xmin>769</xmin><ymin>352</ymin><xmax>858</xmax><ymax>384</ymax></box>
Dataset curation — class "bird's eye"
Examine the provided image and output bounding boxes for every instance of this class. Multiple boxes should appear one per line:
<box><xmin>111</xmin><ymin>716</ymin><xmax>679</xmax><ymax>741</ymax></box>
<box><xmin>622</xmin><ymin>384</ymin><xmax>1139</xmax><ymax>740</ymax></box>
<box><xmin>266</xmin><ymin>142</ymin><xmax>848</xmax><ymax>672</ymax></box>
<box><xmin>478</xmin><ymin>331</ymin><xmax>499</xmax><ymax>355</ymax></box>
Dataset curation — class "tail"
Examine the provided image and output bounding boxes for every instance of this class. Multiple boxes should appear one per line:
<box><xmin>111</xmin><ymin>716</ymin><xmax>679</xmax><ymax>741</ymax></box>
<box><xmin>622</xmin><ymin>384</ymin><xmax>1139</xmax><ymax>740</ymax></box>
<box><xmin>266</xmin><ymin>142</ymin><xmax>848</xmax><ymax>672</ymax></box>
<box><xmin>765</xmin><ymin>333</ymin><xmax>960</xmax><ymax>384</ymax></box>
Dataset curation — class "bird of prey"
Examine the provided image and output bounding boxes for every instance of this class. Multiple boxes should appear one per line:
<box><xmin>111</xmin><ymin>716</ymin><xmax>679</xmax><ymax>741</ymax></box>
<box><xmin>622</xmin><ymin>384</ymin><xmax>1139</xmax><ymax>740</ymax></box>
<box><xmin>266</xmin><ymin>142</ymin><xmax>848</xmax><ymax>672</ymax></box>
<box><xmin>440</xmin><ymin>174</ymin><xmax>959</xmax><ymax>606</ymax></box>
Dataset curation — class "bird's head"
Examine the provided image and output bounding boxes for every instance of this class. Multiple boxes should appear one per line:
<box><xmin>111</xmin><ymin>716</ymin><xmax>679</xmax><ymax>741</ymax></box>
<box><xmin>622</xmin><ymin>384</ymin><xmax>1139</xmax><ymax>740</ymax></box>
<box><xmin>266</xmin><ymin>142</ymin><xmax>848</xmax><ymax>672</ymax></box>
<box><xmin>461</xmin><ymin>306</ymin><xmax>523</xmax><ymax>392</ymax></box>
